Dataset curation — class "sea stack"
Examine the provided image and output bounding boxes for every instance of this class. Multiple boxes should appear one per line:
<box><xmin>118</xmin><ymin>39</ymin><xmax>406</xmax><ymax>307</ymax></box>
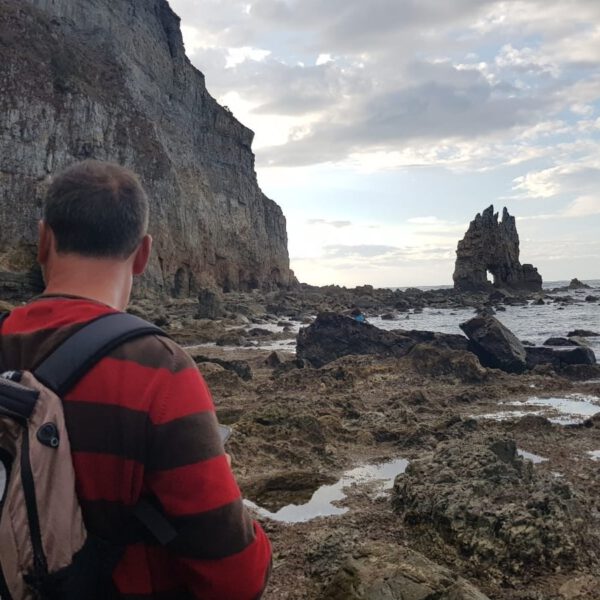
<box><xmin>453</xmin><ymin>206</ymin><xmax>542</xmax><ymax>293</ymax></box>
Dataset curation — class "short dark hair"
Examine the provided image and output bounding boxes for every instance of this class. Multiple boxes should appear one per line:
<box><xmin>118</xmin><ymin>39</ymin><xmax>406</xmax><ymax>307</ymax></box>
<box><xmin>44</xmin><ymin>160</ymin><xmax>149</xmax><ymax>259</ymax></box>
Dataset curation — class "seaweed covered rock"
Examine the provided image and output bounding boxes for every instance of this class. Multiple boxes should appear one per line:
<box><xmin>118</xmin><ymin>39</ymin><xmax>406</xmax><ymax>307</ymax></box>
<box><xmin>392</xmin><ymin>438</ymin><xmax>600</xmax><ymax>580</ymax></box>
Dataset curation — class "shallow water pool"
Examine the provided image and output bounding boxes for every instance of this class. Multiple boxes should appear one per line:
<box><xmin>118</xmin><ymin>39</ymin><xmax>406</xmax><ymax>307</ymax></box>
<box><xmin>244</xmin><ymin>458</ymin><xmax>409</xmax><ymax>523</ymax></box>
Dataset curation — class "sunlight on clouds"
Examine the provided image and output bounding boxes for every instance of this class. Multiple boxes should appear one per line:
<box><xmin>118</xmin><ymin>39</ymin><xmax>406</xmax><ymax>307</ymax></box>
<box><xmin>219</xmin><ymin>92</ymin><xmax>303</xmax><ymax>148</ymax></box>
<box><xmin>563</xmin><ymin>196</ymin><xmax>600</xmax><ymax>217</ymax></box>
<box><xmin>513</xmin><ymin>168</ymin><xmax>562</xmax><ymax>199</ymax></box>
<box><xmin>226</xmin><ymin>47</ymin><xmax>271</xmax><ymax>68</ymax></box>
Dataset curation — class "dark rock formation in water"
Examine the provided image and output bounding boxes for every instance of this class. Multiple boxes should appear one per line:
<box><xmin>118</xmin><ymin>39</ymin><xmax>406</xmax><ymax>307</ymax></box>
<box><xmin>453</xmin><ymin>206</ymin><xmax>542</xmax><ymax>292</ymax></box>
<box><xmin>297</xmin><ymin>313</ymin><xmax>416</xmax><ymax>367</ymax></box>
<box><xmin>297</xmin><ymin>313</ymin><xmax>471</xmax><ymax>368</ymax></box>
<box><xmin>460</xmin><ymin>314</ymin><xmax>527</xmax><ymax>373</ymax></box>
<box><xmin>0</xmin><ymin>0</ymin><xmax>293</xmax><ymax>298</ymax></box>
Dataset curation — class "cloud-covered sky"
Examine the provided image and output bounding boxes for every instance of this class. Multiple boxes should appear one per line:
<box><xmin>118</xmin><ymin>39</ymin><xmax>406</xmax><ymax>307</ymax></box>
<box><xmin>169</xmin><ymin>0</ymin><xmax>600</xmax><ymax>286</ymax></box>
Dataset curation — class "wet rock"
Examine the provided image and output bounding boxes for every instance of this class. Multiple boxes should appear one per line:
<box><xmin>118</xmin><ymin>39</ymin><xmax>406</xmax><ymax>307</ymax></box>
<box><xmin>453</xmin><ymin>206</ymin><xmax>542</xmax><ymax>292</ymax></box>
<box><xmin>321</xmin><ymin>543</ymin><xmax>490</xmax><ymax>600</ymax></box>
<box><xmin>568</xmin><ymin>278</ymin><xmax>591</xmax><ymax>289</ymax></box>
<box><xmin>265</xmin><ymin>351</ymin><xmax>285</xmax><ymax>368</ymax></box>
<box><xmin>215</xmin><ymin>330</ymin><xmax>246</xmax><ymax>346</ymax></box>
<box><xmin>193</xmin><ymin>355</ymin><xmax>253</xmax><ymax>380</ymax></box>
<box><xmin>407</xmin><ymin>344</ymin><xmax>487</xmax><ymax>383</ymax></box>
<box><xmin>460</xmin><ymin>315</ymin><xmax>527</xmax><ymax>373</ymax></box>
<box><xmin>297</xmin><ymin>313</ymin><xmax>415</xmax><ymax>368</ymax></box>
<box><xmin>585</xmin><ymin>295</ymin><xmax>599</xmax><ymax>303</ymax></box>
<box><xmin>568</xmin><ymin>329</ymin><xmax>600</xmax><ymax>337</ymax></box>
<box><xmin>543</xmin><ymin>337</ymin><xmax>581</xmax><ymax>347</ymax></box>
<box><xmin>396</xmin><ymin>329</ymin><xmax>470</xmax><ymax>352</ymax></box>
<box><xmin>531</xmin><ymin>297</ymin><xmax>545</xmax><ymax>305</ymax></box>
<box><xmin>196</xmin><ymin>288</ymin><xmax>225</xmax><ymax>319</ymax></box>
<box><xmin>243</xmin><ymin>471</ymin><xmax>336</xmax><ymax>512</ymax></box>
<box><xmin>393</xmin><ymin>437</ymin><xmax>600</xmax><ymax>578</ymax></box>
<box><xmin>272</xmin><ymin>358</ymin><xmax>310</xmax><ymax>378</ymax></box>
<box><xmin>525</xmin><ymin>346</ymin><xmax>596</xmax><ymax>370</ymax></box>
<box><xmin>381</xmin><ymin>313</ymin><xmax>396</xmax><ymax>320</ymax></box>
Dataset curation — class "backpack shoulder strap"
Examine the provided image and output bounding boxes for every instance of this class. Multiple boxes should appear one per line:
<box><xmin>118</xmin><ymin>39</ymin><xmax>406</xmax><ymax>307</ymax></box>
<box><xmin>0</xmin><ymin>311</ymin><xmax>10</xmax><ymax>331</ymax></box>
<box><xmin>34</xmin><ymin>312</ymin><xmax>166</xmax><ymax>396</ymax></box>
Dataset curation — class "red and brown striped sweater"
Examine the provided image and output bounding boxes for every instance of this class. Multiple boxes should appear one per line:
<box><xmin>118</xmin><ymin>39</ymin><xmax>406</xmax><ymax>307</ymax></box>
<box><xmin>0</xmin><ymin>296</ymin><xmax>271</xmax><ymax>599</ymax></box>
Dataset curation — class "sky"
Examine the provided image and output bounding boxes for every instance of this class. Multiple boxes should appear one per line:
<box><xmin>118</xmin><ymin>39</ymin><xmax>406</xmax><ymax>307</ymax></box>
<box><xmin>169</xmin><ymin>0</ymin><xmax>600</xmax><ymax>287</ymax></box>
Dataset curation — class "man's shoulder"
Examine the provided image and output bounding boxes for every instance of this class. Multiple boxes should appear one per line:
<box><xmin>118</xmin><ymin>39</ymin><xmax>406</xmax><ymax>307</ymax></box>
<box><xmin>109</xmin><ymin>330</ymin><xmax>195</xmax><ymax>374</ymax></box>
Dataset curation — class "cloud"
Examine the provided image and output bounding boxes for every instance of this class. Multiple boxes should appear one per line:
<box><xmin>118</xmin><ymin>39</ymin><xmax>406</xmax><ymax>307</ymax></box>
<box><xmin>307</xmin><ymin>219</ymin><xmax>352</xmax><ymax>228</ymax></box>
<box><xmin>171</xmin><ymin>0</ymin><xmax>600</xmax><ymax>176</ymax></box>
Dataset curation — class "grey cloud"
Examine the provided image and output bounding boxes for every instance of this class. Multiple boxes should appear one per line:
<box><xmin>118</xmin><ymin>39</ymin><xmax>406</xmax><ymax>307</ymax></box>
<box><xmin>172</xmin><ymin>0</ymin><xmax>599</xmax><ymax>167</ymax></box>
<box><xmin>322</xmin><ymin>244</ymin><xmax>453</xmax><ymax>263</ymax></box>
<box><xmin>258</xmin><ymin>62</ymin><xmax>554</xmax><ymax>166</ymax></box>
<box><xmin>307</xmin><ymin>219</ymin><xmax>352</xmax><ymax>228</ymax></box>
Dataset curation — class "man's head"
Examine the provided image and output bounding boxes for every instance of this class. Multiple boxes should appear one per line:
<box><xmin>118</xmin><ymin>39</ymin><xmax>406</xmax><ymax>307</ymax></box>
<box><xmin>38</xmin><ymin>160</ymin><xmax>152</xmax><ymax>308</ymax></box>
<box><xmin>44</xmin><ymin>160</ymin><xmax>149</xmax><ymax>259</ymax></box>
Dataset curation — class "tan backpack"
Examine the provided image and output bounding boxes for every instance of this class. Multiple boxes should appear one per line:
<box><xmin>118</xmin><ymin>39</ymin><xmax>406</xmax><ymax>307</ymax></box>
<box><xmin>0</xmin><ymin>312</ymin><xmax>172</xmax><ymax>599</ymax></box>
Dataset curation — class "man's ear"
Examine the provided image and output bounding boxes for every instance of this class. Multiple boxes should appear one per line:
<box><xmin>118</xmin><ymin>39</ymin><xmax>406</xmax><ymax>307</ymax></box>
<box><xmin>132</xmin><ymin>234</ymin><xmax>152</xmax><ymax>275</ymax></box>
<box><xmin>37</xmin><ymin>220</ymin><xmax>53</xmax><ymax>266</ymax></box>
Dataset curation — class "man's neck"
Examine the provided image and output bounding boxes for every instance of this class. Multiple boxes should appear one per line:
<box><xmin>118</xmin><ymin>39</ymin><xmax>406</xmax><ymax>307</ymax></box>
<box><xmin>42</xmin><ymin>256</ymin><xmax>133</xmax><ymax>311</ymax></box>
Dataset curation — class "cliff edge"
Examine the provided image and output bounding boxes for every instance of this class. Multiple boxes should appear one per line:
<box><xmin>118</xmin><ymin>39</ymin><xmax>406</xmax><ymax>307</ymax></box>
<box><xmin>0</xmin><ymin>0</ymin><xmax>293</xmax><ymax>297</ymax></box>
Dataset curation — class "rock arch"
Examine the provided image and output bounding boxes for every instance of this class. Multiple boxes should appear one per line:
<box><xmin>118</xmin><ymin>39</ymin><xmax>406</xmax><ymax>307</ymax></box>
<box><xmin>453</xmin><ymin>206</ymin><xmax>542</xmax><ymax>292</ymax></box>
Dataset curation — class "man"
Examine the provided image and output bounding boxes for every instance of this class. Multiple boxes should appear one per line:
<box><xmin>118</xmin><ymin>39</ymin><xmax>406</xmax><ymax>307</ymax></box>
<box><xmin>0</xmin><ymin>160</ymin><xmax>271</xmax><ymax>599</ymax></box>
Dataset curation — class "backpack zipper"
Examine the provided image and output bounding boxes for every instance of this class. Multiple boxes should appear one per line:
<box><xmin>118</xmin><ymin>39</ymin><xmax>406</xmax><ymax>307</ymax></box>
<box><xmin>20</xmin><ymin>432</ymin><xmax>48</xmax><ymax>584</ymax></box>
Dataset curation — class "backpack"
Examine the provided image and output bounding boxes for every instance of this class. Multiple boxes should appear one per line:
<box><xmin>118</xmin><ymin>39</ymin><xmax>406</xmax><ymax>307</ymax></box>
<box><xmin>0</xmin><ymin>311</ymin><xmax>175</xmax><ymax>600</ymax></box>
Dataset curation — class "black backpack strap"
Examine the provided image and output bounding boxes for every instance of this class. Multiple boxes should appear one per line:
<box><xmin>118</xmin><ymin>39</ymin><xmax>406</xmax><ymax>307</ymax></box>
<box><xmin>33</xmin><ymin>312</ymin><xmax>166</xmax><ymax>397</ymax></box>
<box><xmin>0</xmin><ymin>311</ymin><xmax>10</xmax><ymax>332</ymax></box>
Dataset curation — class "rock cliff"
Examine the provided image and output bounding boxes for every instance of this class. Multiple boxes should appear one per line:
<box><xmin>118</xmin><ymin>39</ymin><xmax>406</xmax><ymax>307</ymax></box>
<box><xmin>453</xmin><ymin>206</ymin><xmax>542</xmax><ymax>292</ymax></box>
<box><xmin>0</xmin><ymin>0</ymin><xmax>293</xmax><ymax>297</ymax></box>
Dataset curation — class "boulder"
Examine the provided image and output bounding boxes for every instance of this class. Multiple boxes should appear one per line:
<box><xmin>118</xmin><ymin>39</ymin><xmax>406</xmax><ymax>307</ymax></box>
<box><xmin>459</xmin><ymin>315</ymin><xmax>527</xmax><ymax>373</ymax></box>
<box><xmin>196</xmin><ymin>288</ymin><xmax>225</xmax><ymax>320</ymax></box>
<box><xmin>526</xmin><ymin>346</ymin><xmax>597</xmax><ymax>370</ymax></box>
<box><xmin>543</xmin><ymin>337</ymin><xmax>581</xmax><ymax>347</ymax></box>
<box><xmin>192</xmin><ymin>355</ymin><xmax>253</xmax><ymax>380</ymax></box>
<box><xmin>297</xmin><ymin>313</ymin><xmax>415</xmax><ymax>368</ymax></box>
<box><xmin>407</xmin><ymin>344</ymin><xmax>487</xmax><ymax>383</ymax></box>
<box><xmin>568</xmin><ymin>278</ymin><xmax>591</xmax><ymax>289</ymax></box>
<box><xmin>568</xmin><ymin>329</ymin><xmax>600</xmax><ymax>337</ymax></box>
<box><xmin>321</xmin><ymin>544</ymin><xmax>490</xmax><ymax>600</ymax></box>
<box><xmin>394</xmin><ymin>329</ymin><xmax>470</xmax><ymax>352</ymax></box>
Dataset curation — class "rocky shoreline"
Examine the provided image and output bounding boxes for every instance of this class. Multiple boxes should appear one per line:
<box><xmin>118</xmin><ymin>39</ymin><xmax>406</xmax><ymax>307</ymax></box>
<box><xmin>119</xmin><ymin>281</ymin><xmax>599</xmax><ymax>600</ymax></box>
<box><xmin>3</xmin><ymin>282</ymin><xmax>599</xmax><ymax>599</ymax></box>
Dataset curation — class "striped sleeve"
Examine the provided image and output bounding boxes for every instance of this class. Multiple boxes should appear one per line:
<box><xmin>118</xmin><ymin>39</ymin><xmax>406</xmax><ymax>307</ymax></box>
<box><xmin>144</xmin><ymin>342</ymin><xmax>272</xmax><ymax>599</ymax></box>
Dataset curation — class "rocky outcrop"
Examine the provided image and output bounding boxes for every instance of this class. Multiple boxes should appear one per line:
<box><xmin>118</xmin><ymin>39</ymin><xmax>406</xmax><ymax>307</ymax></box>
<box><xmin>296</xmin><ymin>313</ymin><xmax>473</xmax><ymax>368</ymax></box>
<box><xmin>322</xmin><ymin>543</ymin><xmax>490</xmax><ymax>600</ymax></box>
<box><xmin>460</xmin><ymin>315</ymin><xmax>527</xmax><ymax>373</ymax></box>
<box><xmin>0</xmin><ymin>0</ymin><xmax>293</xmax><ymax>297</ymax></box>
<box><xmin>525</xmin><ymin>346</ymin><xmax>596</xmax><ymax>370</ymax></box>
<box><xmin>297</xmin><ymin>313</ymin><xmax>416</xmax><ymax>367</ymax></box>
<box><xmin>393</xmin><ymin>437</ymin><xmax>600</xmax><ymax>579</ymax></box>
<box><xmin>453</xmin><ymin>206</ymin><xmax>542</xmax><ymax>292</ymax></box>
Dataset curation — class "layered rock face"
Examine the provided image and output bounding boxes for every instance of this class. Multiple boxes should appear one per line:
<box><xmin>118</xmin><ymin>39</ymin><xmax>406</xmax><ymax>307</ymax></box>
<box><xmin>0</xmin><ymin>0</ymin><xmax>293</xmax><ymax>297</ymax></box>
<box><xmin>453</xmin><ymin>206</ymin><xmax>542</xmax><ymax>292</ymax></box>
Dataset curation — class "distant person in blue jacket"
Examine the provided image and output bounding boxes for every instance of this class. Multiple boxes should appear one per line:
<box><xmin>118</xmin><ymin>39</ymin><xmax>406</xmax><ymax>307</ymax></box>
<box><xmin>350</xmin><ymin>308</ymin><xmax>367</xmax><ymax>323</ymax></box>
